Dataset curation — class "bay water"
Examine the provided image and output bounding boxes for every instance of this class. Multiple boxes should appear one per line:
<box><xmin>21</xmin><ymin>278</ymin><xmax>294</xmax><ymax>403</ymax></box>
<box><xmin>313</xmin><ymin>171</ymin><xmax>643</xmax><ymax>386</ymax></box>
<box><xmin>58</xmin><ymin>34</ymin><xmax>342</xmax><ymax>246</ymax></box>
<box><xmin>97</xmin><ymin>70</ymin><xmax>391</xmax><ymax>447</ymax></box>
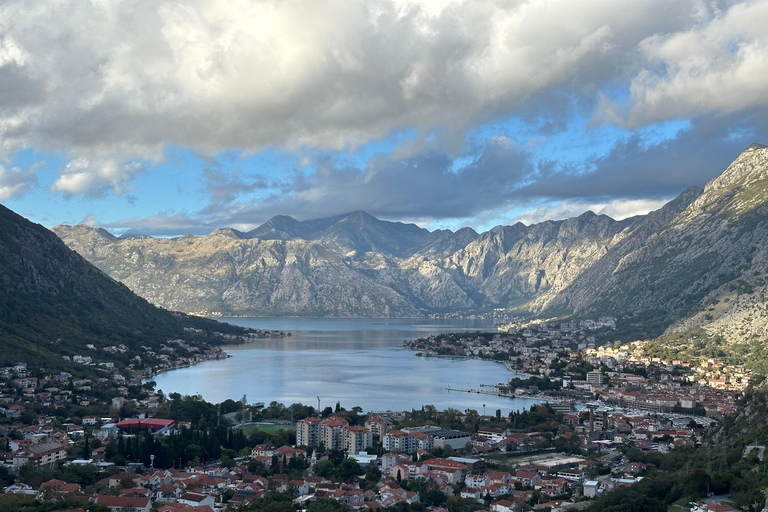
<box><xmin>152</xmin><ymin>317</ymin><xmax>540</xmax><ymax>414</ymax></box>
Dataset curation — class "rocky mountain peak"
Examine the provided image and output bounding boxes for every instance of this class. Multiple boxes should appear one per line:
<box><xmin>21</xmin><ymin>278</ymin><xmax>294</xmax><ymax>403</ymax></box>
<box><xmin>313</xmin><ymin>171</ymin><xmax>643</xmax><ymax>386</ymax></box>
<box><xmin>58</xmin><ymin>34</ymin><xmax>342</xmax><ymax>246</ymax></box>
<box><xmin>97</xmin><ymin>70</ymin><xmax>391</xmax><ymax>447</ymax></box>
<box><xmin>674</xmin><ymin>143</ymin><xmax>768</xmax><ymax>224</ymax></box>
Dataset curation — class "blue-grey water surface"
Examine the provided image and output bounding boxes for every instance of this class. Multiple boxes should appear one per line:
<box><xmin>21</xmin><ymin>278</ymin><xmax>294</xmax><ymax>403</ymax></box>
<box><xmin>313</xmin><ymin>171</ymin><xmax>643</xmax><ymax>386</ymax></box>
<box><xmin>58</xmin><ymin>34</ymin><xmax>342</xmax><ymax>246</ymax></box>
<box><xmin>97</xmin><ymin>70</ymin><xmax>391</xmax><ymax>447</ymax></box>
<box><xmin>152</xmin><ymin>317</ymin><xmax>540</xmax><ymax>414</ymax></box>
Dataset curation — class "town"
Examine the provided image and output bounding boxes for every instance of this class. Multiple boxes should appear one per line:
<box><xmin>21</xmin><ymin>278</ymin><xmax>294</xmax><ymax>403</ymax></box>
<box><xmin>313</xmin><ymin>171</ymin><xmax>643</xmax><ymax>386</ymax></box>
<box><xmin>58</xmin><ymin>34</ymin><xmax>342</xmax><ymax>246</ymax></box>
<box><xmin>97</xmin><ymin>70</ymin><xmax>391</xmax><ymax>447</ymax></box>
<box><xmin>403</xmin><ymin>320</ymin><xmax>749</xmax><ymax>418</ymax></box>
<box><xmin>0</xmin><ymin>320</ymin><xmax>754</xmax><ymax>512</ymax></box>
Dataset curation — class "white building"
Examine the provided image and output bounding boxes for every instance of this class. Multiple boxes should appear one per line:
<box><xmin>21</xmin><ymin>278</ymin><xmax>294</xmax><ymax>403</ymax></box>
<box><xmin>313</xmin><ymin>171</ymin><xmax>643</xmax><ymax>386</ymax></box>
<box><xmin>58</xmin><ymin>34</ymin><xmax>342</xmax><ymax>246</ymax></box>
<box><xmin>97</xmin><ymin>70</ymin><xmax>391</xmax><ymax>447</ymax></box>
<box><xmin>296</xmin><ymin>417</ymin><xmax>321</xmax><ymax>447</ymax></box>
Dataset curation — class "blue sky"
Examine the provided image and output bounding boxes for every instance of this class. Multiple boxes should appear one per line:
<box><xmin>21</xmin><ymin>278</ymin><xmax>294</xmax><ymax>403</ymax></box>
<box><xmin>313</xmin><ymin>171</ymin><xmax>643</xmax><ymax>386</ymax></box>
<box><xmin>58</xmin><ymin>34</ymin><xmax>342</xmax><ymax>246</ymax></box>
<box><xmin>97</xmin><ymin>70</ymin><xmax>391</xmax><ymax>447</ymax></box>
<box><xmin>1</xmin><ymin>0</ymin><xmax>768</xmax><ymax>236</ymax></box>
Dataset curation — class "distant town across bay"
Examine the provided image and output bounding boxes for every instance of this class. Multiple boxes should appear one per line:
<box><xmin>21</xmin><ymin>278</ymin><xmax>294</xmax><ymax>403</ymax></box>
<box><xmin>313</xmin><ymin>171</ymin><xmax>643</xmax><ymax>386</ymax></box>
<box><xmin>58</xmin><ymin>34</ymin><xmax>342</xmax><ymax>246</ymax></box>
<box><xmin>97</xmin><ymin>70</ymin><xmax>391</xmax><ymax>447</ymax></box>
<box><xmin>151</xmin><ymin>317</ymin><xmax>541</xmax><ymax>413</ymax></box>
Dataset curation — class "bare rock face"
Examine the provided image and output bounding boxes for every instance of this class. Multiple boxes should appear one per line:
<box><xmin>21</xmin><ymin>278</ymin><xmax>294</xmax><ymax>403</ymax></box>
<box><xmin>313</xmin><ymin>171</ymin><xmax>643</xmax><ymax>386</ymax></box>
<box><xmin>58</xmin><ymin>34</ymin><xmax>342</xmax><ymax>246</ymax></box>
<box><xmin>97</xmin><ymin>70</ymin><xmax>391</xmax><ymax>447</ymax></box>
<box><xmin>53</xmin><ymin>209</ymin><xmax>663</xmax><ymax>318</ymax></box>
<box><xmin>53</xmin><ymin>144</ymin><xmax>768</xmax><ymax>349</ymax></box>
<box><xmin>541</xmin><ymin>144</ymin><xmax>768</xmax><ymax>346</ymax></box>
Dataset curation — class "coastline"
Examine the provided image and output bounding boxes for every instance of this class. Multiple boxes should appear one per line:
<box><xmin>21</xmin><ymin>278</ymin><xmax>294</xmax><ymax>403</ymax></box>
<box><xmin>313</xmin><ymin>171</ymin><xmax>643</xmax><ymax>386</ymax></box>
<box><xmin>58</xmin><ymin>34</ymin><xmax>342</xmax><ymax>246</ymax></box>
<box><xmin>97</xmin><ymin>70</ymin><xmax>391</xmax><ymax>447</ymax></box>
<box><xmin>145</xmin><ymin>329</ymin><xmax>289</xmax><ymax>381</ymax></box>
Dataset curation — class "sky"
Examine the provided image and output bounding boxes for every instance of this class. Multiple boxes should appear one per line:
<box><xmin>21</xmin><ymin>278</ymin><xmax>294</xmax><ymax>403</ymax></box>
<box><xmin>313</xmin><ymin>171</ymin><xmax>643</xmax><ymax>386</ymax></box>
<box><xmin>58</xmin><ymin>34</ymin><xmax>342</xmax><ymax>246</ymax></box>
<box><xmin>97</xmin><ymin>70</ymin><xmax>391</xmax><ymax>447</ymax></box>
<box><xmin>2</xmin><ymin>0</ymin><xmax>768</xmax><ymax>236</ymax></box>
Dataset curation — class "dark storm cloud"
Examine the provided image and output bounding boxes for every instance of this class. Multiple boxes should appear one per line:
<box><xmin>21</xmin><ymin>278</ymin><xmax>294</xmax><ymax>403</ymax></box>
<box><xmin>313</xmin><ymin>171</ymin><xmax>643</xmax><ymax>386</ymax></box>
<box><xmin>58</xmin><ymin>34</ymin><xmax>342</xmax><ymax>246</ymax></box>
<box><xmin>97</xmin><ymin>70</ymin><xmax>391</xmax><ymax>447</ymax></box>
<box><xmin>513</xmin><ymin>112</ymin><xmax>768</xmax><ymax>202</ymax></box>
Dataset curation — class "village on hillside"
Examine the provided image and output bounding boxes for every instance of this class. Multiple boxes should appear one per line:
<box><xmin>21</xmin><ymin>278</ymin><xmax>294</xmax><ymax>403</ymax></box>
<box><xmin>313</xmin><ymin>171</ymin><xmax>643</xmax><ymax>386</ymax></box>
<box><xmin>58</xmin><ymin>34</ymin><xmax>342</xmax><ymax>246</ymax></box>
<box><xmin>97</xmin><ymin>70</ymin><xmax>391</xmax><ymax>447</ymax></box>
<box><xmin>0</xmin><ymin>321</ymin><xmax>745</xmax><ymax>512</ymax></box>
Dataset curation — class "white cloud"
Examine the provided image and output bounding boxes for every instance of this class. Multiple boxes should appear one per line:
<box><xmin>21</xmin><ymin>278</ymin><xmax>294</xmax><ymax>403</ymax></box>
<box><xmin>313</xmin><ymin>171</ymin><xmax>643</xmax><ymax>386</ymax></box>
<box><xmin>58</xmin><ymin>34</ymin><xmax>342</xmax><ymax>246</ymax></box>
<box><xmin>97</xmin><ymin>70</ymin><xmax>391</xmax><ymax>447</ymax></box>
<box><xmin>0</xmin><ymin>162</ymin><xmax>39</xmax><ymax>200</ymax></box>
<box><xmin>50</xmin><ymin>157</ymin><xmax>145</xmax><ymax>198</ymax></box>
<box><xmin>0</xmin><ymin>0</ymin><xmax>712</xmax><ymax>162</ymax></box>
<box><xmin>510</xmin><ymin>198</ymin><xmax>672</xmax><ymax>226</ymax></box>
<box><xmin>2</xmin><ymin>0</ymin><xmax>761</xmax><ymax>200</ymax></box>
<box><xmin>610</xmin><ymin>0</ymin><xmax>768</xmax><ymax>126</ymax></box>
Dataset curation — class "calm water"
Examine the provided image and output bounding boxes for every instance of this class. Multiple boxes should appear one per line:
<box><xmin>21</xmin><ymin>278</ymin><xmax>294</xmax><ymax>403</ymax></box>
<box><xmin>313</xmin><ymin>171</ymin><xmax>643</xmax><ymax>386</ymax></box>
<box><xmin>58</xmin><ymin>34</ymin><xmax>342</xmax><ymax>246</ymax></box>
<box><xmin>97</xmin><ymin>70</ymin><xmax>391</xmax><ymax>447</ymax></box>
<box><xmin>152</xmin><ymin>318</ymin><xmax>540</xmax><ymax>414</ymax></box>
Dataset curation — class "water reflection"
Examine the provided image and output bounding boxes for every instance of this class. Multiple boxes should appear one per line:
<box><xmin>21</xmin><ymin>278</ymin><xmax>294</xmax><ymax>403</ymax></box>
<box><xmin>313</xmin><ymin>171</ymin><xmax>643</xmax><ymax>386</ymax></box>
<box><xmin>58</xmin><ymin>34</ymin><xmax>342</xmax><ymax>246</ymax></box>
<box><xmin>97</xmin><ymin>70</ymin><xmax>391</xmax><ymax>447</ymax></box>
<box><xmin>153</xmin><ymin>317</ymin><xmax>541</xmax><ymax>413</ymax></box>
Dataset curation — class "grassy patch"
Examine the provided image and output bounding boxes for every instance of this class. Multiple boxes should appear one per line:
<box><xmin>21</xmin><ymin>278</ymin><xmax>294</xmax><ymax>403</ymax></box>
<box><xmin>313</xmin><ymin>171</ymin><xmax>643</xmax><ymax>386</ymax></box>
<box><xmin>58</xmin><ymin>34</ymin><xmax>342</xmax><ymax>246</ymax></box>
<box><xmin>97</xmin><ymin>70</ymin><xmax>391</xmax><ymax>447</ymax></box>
<box><xmin>242</xmin><ymin>423</ymin><xmax>295</xmax><ymax>436</ymax></box>
<box><xmin>667</xmin><ymin>498</ymin><xmax>690</xmax><ymax>512</ymax></box>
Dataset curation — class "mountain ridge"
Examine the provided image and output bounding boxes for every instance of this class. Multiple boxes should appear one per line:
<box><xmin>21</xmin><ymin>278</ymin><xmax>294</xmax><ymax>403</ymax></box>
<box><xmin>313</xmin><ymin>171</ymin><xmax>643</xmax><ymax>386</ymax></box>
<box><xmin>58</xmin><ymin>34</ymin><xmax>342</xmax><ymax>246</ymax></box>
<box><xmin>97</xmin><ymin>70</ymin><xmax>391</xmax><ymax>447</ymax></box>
<box><xmin>52</xmin><ymin>187</ymin><xmax>700</xmax><ymax>318</ymax></box>
<box><xmin>52</xmin><ymin>144</ymin><xmax>768</xmax><ymax>361</ymax></box>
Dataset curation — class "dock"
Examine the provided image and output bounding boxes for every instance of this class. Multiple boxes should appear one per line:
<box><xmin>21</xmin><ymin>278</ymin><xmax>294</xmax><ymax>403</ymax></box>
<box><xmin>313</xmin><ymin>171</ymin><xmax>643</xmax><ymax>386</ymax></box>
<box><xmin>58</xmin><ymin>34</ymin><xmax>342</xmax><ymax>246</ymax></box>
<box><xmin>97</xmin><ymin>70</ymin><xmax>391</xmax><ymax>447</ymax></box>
<box><xmin>445</xmin><ymin>385</ymin><xmax>569</xmax><ymax>405</ymax></box>
<box><xmin>445</xmin><ymin>386</ymin><xmax>516</xmax><ymax>397</ymax></box>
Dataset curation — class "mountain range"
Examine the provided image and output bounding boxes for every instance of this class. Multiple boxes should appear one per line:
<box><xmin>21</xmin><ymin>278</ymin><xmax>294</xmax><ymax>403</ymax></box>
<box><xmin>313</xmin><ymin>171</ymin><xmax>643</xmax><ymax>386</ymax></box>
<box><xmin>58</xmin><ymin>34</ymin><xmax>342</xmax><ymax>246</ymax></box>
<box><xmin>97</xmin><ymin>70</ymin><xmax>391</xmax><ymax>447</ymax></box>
<box><xmin>53</xmin><ymin>144</ymin><xmax>768</xmax><ymax>354</ymax></box>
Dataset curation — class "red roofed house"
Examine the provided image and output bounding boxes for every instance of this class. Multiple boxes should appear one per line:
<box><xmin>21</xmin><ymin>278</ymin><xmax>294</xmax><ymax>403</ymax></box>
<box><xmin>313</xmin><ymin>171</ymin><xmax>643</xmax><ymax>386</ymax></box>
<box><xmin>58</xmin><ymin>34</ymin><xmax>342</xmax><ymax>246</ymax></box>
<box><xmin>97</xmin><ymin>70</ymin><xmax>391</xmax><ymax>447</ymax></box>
<box><xmin>116</xmin><ymin>418</ymin><xmax>175</xmax><ymax>434</ymax></box>
<box><xmin>95</xmin><ymin>495</ymin><xmax>152</xmax><ymax>512</ymax></box>
<box><xmin>490</xmin><ymin>499</ymin><xmax>515</xmax><ymax>512</ymax></box>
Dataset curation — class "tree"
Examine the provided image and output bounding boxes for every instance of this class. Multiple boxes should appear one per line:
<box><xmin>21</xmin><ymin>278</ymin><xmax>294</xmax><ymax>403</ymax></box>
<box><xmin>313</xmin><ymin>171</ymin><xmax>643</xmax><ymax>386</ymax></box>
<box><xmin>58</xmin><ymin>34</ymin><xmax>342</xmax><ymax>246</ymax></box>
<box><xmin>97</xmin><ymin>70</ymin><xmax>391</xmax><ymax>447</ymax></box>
<box><xmin>119</xmin><ymin>476</ymin><xmax>136</xmax><ymax>489</ymax></box>
<box><xmin>313</xmin><ymin>460</ymin><xmax>335</xmax><ymax>479</ymax></box>
<box><xmin>308</xmin><ymin>498</ymin><xmax>346</xmax><ymax>512</ymax></box>
<box><xmin>338</xmin><ymin>458</ymin><xmax>361</xmax><ymax>481</ymax></box>
<box><xmin>328</xmin><ymin>449</ymin><xmax>346</xmax><ymax>466</ymax></box>
<box><xmin>83</xmin><ymin>427</ymin><xmax>91</xmax><ymax>460</ymax></box>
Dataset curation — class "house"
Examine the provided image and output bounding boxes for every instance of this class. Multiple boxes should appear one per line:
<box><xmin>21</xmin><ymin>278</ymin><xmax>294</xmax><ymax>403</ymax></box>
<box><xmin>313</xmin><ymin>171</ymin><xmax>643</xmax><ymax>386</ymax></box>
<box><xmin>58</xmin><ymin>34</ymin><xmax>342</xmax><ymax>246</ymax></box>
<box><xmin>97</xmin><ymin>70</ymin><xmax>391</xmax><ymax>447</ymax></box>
<box><xmin>490</xmin><ymin>499</ymin><xmax>516</xmax><ymax>512</ymax></box>
<box><xmin>275</xmin><ymin>445</ymin><xmax>306</xmax><ymax>460</ymax></box>
<box><xmin>583</xmin><ymin>480</ymin><xmax>600</xmax><ymax>498</ymax></box>
<box><xmin>95</xmin><ymin>495</ymin><xmax>152</xmax><ymax>512</ymax></box>
<box><xmin>381</xmin><ymin>453</ymin><xmax>397</xmax><ymax>473</ymax></box>
<box><xmin>39</xmin><ymin>479</ymin><xmax>81</xmax><ymax>493</ymax></box>
<box><xmin>539</xmin><ymin>477</ymin><xmax>569</xmax><ymax>496</ymax></box>
<box><xmin>291</xmin><ymin>479</ymin><xmax>310</xmax><ymax>496</ymax></box>
<box><xmin>465</xmin><ymin>474</ymin><xmax>490</xmax><ymax>489</ymax></box>
<box><xmin>461</xmin><ymin>487</ymin><xmax>480</xmax><ymax>500</ymax></box>
<box><xmin>478</xmin><ymin>428</ymin><xmax>509</xmax><ymax>443</ymax></box>
<box><xmin>512</xmin><ymin>470</ymin><xmax>540</xmax><ymax>487</ymax></box>
<box><xmin>3</xmin><ymin>483</ymin><xmax>36</xmax><ymax>495</ymax></box>
<box><xmin>13</xmin><ymin>442</ymin><xmax>68</xmax><ymax>467</ymax></box>
<box><xmin>178</xmin><ymin>491</ymin><xmax>216</xmax><ymax>508</ymax></box>
<box><xmin>556</xmin><ymin>468</ymin><xmax>584</xmax><ymax>482</ymax></box>
<box><xmin>158</xmin><ymin>505</ymin><xmax>215</xmax><ymax>512</ymax></box>
<box><xmin>116</xmin><ymin>418</ymin><xmax>175</xmax><ymax>434</ymax></box>
<box><xmin>486</xmin><ymin>471</ymin><xmax>512</xmax><ymax>485</ymax></box>
<box><xmin>479</xmin><ymin>483</ymin><xmax>511</xmax><ymax>498</ymax></box>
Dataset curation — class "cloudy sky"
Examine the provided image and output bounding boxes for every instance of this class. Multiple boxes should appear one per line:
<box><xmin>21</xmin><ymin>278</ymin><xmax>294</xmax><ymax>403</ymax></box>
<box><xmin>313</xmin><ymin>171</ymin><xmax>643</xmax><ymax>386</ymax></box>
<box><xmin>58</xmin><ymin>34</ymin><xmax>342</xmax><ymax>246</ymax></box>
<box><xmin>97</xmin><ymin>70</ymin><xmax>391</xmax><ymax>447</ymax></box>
<box><xmin>2</xmin><ymin>0</ymin><xmax>768</xmax><ymax>236</ymax></box>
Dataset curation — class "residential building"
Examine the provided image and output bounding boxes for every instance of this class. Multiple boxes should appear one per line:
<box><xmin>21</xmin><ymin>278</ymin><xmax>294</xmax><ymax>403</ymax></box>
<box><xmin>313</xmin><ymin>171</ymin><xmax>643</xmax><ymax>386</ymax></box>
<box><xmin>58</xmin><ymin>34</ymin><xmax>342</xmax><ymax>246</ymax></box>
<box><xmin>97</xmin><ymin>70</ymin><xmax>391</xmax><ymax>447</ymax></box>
<box><xmin>343</xmin><ymin>425</ymin><xmax>373</xmax><ymax>455</ymax></box>
<box><xmin>320</xmin><ymin>417</ymin><xmax>349</xmax><ymax>451</ymax></box>
<box><xmin>296</xmin><ymin>417</ymin><xmax>321</xmax><ymax>447</ymax></box>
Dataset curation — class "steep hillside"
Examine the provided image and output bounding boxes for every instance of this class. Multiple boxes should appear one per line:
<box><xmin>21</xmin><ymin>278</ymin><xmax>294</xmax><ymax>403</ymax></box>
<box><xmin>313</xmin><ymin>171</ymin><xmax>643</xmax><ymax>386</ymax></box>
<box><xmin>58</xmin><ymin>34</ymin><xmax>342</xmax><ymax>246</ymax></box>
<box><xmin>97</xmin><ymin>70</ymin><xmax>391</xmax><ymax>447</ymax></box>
<box><xmin>541</xmin><ymin>144</ymin><xmax>768</xmax><ymax>358</ymax></box>
<box><xmin>0</xmin><ymin>204</ymin><xmax>246</xmax><ymax>373</ymax></box>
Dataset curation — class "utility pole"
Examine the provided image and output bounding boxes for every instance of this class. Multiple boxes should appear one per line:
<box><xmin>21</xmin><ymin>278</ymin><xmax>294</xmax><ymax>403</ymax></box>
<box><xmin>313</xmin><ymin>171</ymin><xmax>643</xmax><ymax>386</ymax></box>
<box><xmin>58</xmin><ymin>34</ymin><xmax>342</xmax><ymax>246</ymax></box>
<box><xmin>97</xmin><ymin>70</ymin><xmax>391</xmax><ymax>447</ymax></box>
<box><xmin>317</xmin><ymin>396</ymin><xmax>321</xmax><ymax>415</ymax></box>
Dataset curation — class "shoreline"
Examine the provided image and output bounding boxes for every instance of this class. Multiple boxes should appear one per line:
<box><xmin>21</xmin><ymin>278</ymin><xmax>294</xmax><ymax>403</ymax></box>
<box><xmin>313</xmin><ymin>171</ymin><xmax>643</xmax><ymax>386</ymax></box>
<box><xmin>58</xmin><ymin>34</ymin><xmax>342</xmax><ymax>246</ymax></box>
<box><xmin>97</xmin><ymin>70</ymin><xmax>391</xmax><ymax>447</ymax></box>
<box><xmin>145</xmin><ymin>329</ymin><xmax>289</xmax><ymax>381</ymax></box>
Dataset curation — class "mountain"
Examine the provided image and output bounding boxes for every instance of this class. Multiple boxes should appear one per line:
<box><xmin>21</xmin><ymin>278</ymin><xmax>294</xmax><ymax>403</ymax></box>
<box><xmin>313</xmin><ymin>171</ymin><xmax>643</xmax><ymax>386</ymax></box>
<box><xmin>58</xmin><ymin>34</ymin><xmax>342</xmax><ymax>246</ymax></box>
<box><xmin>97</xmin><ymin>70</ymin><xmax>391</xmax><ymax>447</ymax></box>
<box><xmin>52</xmin><ymin>199</ymin><xmax>703</xmax><ymax>320</ymax></box>
<box><xmin>55</xmin><ymin>206</ymin><xmax>677</xmax><ymax>318</ymax></box>
<box><xmin>0</xmin><ymin>204</ymin><xmax>246</xmax><ymax>374</ymax></box>
<box><xmin>540</xmin><ymin>143</ymin><xmax>768</xmax><ymax>366</ymax></box>
<box><xmin>52</xmin><ymin>144</ymin><xmax>768</xmax><ymax>360</ymax></box>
